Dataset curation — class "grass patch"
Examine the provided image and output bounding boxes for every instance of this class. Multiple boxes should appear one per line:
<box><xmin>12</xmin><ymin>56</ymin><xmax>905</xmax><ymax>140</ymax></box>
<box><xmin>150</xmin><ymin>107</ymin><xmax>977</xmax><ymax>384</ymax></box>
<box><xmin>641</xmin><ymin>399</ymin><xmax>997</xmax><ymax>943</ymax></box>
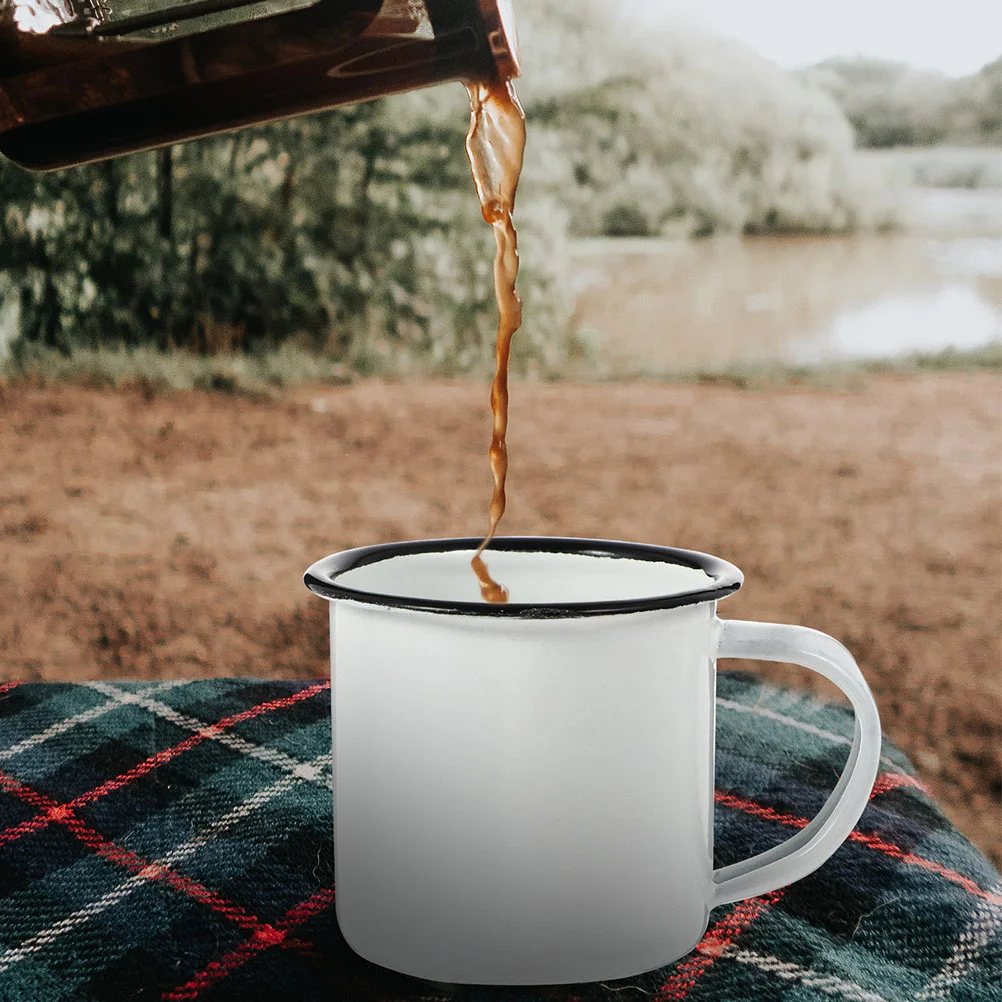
<box><xmin>0</xmin><ymin>343</ymin><xmax>353</xmax><ymax>396</ymax></box>
<box><xmin>1</xmin><ymin>341</ymin><xmax>997</xmax><ymax>395</ymax></box>
<box><xmin>623</xmin><ymin>342</ymin><xmax>1002</xmax><ymax>391</ymax></box>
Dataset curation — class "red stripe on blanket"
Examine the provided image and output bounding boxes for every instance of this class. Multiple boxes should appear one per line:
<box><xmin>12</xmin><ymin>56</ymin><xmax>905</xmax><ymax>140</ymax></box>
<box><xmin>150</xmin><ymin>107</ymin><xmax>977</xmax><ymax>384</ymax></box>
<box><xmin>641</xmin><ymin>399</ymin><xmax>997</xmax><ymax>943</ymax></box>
<box><xmin>0</xmin><ymin>766</ymin><xmax>267</xmax><ymax>930</ymax></box>
<box><xmin>655</xmin><ymin>889</ymin><xmax>785</xmax><ymax>1000</ymax></box>
<box><xmin>0</xmin><ymin>681</ymin><xmax>329</xmax><ymax>846</ymax></box>
<box><xmin>71</xmin><ymin>681</ymin><xmax>330</xmax><ymax>807</ymax></box>
<box><xmin>715</xmin><ymin>790</ymin><xmax>1002</xmax><ymax>906</ymax></box>
<box><xmin>869</xmin><ymin>771</ymin><xmax>928</xmax><ymax>799</ymax></box>
<box><xmin>162</xmin><ymin>886</ymin><xmax>336</xmax><ymax>1000</ymax></box>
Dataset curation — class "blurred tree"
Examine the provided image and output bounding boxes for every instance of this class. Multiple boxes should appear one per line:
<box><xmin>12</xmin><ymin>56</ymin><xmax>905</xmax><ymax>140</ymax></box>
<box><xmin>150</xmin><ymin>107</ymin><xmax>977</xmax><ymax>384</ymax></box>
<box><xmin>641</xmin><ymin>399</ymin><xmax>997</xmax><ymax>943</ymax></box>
<box><xmin>801</xmin><ymin>56</ymin><xmax>1002</xmax><ymax>149</ymax></box>
<box><xmin>516</xmin><ymin>0</ymin><xmax>895</xmax><ymax>237</ymax></box>
<box><xmin>0</xmin><ymin>86</ymin><xmax>574</xmax><ymax>374</ymax></box>
<box><xmin>955</xmin><ymin>57</ymin><xmax>1002</xmax><ymax>144</ymax></box>
<box><xmin>0</xmin><ymin>127</ymin><xmax>333</xmax><ymax>355</ymax></box>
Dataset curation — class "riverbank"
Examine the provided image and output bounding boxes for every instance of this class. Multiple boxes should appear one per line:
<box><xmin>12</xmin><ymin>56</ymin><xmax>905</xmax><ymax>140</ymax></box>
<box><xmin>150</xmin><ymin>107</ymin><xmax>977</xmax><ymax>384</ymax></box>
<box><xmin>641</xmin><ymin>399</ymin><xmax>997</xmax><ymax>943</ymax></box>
<box><xmin>1</xmin><ymin>373</ymin><xmax>999</xmax><ymax>865</ymax></box>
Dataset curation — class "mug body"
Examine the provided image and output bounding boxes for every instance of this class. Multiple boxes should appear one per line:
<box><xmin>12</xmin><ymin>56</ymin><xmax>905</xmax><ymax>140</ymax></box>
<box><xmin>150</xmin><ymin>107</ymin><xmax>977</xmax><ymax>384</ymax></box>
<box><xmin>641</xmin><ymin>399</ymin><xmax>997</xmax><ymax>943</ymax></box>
<box><xmin>307</xmin><ymin>539</ymin><xmax>742</xmax><ymax>985</ymax></box>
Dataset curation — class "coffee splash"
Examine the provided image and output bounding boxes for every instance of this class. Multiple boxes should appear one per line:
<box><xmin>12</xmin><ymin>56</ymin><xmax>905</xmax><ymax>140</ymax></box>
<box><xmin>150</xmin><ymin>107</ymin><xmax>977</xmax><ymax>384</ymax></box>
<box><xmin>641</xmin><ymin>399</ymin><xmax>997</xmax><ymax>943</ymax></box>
<box><xmin>464</xmin><ymin>78</ymin><xmax>526</xmax><ymax>604</ymax></box>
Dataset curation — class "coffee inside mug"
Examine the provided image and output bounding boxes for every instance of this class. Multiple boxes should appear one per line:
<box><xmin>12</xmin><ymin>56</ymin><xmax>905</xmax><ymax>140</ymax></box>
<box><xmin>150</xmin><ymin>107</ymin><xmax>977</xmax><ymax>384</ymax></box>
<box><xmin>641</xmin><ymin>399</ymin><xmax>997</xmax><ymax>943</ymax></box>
<box><xmin>305</xmin><ymin>538</ymin><xmax>743</xmax><ymax>615</ymax></box>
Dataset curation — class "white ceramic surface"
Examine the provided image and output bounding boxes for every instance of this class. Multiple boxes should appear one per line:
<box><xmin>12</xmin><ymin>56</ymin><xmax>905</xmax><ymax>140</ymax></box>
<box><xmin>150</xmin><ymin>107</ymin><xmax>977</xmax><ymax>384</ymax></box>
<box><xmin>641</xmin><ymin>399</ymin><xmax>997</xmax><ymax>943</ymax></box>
<box><xmin>305</xmin><ymin>540</ymin><xmax>881</xmax><ymax>985</ymax></box>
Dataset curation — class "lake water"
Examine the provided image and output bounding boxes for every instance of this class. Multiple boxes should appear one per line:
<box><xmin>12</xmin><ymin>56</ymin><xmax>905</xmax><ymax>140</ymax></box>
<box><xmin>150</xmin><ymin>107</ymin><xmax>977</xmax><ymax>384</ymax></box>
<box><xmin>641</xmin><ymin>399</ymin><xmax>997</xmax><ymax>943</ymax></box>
<box><xmin>569</xmin><ymin>190</ymin><xmax>1002</xmax><ymax>375</ymax></box>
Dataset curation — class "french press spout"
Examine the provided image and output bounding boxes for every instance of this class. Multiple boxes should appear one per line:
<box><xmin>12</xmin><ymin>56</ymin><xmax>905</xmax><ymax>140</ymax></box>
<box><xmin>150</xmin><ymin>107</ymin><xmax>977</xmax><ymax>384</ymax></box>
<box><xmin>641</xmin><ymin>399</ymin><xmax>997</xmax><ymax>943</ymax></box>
<box><xmin>0</xmin><ymin>0</ymin><xmax>520</xmax><ymax>170</ymax></box>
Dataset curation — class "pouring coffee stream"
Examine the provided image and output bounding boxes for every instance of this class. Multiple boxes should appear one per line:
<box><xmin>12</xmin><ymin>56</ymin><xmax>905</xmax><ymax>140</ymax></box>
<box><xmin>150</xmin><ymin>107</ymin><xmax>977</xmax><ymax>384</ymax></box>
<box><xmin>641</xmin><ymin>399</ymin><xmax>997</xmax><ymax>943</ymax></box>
<box><xmin>465</xmin><ymin>78</ymin><xmax>526</xmax><ymax>604</ymax></box>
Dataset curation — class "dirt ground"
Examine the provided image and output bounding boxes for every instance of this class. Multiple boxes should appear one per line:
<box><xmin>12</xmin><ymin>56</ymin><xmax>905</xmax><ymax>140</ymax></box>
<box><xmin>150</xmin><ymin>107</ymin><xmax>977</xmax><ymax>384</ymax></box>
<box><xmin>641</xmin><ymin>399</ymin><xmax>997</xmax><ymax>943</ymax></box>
<box><xmin>0</xmin><ymin>373</ymin><xmax>999</xmax><ymax>866</ymax></box>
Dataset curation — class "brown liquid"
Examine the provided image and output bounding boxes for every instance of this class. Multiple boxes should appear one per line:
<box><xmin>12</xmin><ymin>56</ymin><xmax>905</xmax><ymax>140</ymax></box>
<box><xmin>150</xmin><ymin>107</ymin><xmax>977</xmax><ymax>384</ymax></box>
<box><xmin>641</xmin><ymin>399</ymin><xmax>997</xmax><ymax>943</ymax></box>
<box><xmin>464</xmin><ymin>77</ymin><xmax>525</xmax><ymax>603</ymax></box>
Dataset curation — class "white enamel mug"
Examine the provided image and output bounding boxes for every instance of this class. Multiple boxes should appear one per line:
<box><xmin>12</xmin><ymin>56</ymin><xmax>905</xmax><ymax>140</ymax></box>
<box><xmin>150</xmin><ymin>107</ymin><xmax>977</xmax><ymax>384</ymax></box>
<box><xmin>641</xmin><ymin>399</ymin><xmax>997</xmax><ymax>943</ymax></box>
<box><xmin>304</xmin><ymin>537</ymin><xmax>881</xmax><ymax>986</ymax></box>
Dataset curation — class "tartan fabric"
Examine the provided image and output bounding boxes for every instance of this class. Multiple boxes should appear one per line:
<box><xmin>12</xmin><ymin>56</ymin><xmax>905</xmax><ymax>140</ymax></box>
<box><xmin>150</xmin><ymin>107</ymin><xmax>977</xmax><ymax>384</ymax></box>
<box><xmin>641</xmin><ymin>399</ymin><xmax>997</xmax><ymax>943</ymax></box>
<box><xmin>0</xmin><ymin>674</ymin><xmax>999</xmax><ymax>1002</ymax></box>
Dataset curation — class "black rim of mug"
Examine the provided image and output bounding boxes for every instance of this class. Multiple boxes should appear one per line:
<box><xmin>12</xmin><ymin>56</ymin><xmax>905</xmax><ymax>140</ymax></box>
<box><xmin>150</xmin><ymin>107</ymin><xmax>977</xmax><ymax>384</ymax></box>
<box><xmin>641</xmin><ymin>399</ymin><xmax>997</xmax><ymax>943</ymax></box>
<box><xmin>303</xmin><ymin>537</ymin><xmax>743</xmax><ymax>618</ymax></box>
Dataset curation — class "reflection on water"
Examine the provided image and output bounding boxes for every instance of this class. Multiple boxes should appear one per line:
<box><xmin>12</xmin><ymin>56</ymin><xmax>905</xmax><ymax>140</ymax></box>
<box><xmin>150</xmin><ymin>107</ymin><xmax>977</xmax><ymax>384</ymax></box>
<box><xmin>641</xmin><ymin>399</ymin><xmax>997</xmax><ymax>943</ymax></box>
<box><xmin>907</xmin><ymin>189</ymin><xmax>1002</xmax><ymax>239</ymax></box>
<box><xmin>798</xmin><ymin>285</ymin><xmax>1001</xmax><ymax>363</ymax></box>
<box><xmin>570</xmin><ymin>197</ymin><xmax>1002</xmax><ymax>375</ymax></box>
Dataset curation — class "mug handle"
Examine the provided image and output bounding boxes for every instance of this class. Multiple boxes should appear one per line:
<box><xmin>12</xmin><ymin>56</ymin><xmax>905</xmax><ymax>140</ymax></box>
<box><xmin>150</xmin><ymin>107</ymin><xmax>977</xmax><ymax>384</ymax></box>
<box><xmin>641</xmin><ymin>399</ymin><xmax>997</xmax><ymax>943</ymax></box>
<box><xmin>711</xmin><ymin>619</ymin><xmax>882</xmax><ymax>906</ymax></box>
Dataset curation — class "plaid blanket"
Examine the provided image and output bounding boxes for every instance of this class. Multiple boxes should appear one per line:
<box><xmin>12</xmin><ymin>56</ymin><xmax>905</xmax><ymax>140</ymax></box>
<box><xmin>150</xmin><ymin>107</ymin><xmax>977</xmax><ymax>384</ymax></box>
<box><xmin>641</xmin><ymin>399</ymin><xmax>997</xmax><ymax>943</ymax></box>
<box><xmin>0</xmin><ymin>673</ymin><xmax>998</xmax><ymax>1002</ymax></box>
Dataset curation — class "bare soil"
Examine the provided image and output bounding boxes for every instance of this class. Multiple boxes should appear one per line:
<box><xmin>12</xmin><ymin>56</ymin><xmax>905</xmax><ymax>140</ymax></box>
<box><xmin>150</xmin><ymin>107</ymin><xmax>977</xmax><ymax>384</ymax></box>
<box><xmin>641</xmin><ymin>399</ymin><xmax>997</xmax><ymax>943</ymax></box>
<box><xmin>0</xmin><ymin>374</ymin><xmax>999</xmax><ymax>866</ymax></box>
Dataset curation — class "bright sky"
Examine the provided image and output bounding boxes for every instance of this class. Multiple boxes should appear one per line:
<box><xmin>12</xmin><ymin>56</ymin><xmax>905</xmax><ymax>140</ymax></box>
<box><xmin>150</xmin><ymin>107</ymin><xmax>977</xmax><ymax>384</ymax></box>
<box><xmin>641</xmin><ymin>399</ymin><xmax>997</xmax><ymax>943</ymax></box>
<box><xmin>626</xmin><ymin>0</ymin><xmax>1002</xmax><ymax>77</ymax></box>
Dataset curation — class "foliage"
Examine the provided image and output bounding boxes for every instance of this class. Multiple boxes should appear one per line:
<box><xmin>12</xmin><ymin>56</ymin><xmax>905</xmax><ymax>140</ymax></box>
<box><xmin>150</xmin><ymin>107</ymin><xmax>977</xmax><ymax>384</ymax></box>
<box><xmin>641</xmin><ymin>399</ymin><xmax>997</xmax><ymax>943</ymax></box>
<box><xmin>0</xmin><ymin>82</ymin><xmax>576</xmax><ymax>374</ymax></box>
<box><xmin>861</xmin><ymin>146</ymin><xmax>1002</xmax><ymax>190</ymax></box>
<box><xmin>801</xmin><ymin>56</ymin><xmax>1002</xmax><ymax>149</ymax></box>
<box><xmin>516</xmin><ymin>1</ymin><xmax>900</xmax><ymax>238</ymax></box>
<box><xmin>0</xmin><ymin>341</ymin><xmax>352</xmax><ymax>394</ymax></box>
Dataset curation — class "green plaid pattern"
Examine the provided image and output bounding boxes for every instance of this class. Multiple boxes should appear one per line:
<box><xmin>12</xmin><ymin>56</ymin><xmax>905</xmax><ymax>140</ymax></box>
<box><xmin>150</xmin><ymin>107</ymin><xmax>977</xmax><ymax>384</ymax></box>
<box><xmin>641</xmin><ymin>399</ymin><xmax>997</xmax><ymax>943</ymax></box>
<box><xmin>0</xmin><ymin>673</ymin><xmax>998</xmax><ymax>1001</ymax></box>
